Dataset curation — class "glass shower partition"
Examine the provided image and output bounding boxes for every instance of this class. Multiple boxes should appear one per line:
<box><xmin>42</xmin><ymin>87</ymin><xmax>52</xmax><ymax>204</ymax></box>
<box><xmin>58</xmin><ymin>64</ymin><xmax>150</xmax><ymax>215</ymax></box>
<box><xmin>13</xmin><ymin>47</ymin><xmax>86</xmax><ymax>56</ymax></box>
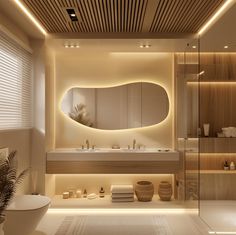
<box><xmin>199</xmin><ymin>3</ymin><xmax>236</xmax><ymax>231</ymax></box>
<box><xmin>175</xmin><ymin>38</ymin><xmax>200</xmax><ymax>210</ymax></box>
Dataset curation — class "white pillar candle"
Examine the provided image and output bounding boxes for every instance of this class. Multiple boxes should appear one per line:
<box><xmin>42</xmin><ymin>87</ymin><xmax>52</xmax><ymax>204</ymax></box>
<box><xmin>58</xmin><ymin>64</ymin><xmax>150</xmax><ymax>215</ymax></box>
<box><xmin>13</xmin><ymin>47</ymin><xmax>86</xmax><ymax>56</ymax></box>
<box><xmin>76</xmin><ymin>190</ymin><xmax>82</xmax><ymax>198</ymax></box>
<box><xmin>63</xmin><ymin>192</ymin><xmax>69</xmax><ymax>199</ymax></box>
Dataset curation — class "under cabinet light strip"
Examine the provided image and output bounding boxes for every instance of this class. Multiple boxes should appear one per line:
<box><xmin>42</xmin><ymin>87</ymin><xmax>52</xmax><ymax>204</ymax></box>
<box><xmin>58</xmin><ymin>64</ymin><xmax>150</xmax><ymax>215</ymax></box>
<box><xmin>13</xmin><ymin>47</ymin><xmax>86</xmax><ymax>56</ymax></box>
<box><xmin>13</xmin><ymin>0</ymin><xmax>47</xmax><ymax>35</ymax></box>
<box><xmin>198</xmin><ymin>0</ymin><xmax>235</xmax><ymax>35</ymax></box>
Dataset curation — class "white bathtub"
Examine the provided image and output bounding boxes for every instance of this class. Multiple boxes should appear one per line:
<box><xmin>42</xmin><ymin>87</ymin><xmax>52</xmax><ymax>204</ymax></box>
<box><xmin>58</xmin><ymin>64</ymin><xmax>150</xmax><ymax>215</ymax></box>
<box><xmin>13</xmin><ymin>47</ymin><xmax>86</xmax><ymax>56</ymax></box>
<box><xmin>4</xmin><ymin>195</ymin><xmax>51</xmax><ymax>235</ymax></box>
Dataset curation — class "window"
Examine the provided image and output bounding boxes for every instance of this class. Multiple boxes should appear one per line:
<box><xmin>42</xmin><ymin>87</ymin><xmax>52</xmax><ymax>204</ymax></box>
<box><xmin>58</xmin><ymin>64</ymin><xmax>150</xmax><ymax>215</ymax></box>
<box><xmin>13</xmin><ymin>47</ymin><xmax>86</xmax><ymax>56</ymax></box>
<box><xmin>0</xmin><ymin>31</ymin><xmax>32</xmax><ymax>130</ymax></box>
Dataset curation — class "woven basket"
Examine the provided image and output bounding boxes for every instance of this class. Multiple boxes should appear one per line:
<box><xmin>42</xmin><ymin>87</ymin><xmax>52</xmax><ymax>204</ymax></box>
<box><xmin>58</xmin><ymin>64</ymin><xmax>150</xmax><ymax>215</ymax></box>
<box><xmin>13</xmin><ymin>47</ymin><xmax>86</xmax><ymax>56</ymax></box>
<box><xmin>135</xmin><ymin>181</ymin><xmax>154</xmax><ymax>202</ymax></box>
<box><xmin>158</xmin><ymin>181</ymin><xmax>172</xmax><ymax>201</ymax></box>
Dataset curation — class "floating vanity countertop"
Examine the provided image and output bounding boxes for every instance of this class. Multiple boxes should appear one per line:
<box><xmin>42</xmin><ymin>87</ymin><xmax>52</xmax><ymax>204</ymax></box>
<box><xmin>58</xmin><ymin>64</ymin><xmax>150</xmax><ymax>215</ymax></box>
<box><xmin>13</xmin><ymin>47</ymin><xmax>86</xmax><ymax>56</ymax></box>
<box><xmin>46</xmin><ymin>148</ymin><xmax>179</xmax><ymax>162</ymax></box>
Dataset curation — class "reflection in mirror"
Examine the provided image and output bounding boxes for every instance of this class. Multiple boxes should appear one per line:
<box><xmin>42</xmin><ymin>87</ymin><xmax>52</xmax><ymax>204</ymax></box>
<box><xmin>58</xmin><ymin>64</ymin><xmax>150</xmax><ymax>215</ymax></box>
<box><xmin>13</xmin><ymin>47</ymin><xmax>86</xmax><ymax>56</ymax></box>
<box><xmin>61</xmin><ymin>82</ymin><xmax>169</xmax><ymax>130</ymax></box>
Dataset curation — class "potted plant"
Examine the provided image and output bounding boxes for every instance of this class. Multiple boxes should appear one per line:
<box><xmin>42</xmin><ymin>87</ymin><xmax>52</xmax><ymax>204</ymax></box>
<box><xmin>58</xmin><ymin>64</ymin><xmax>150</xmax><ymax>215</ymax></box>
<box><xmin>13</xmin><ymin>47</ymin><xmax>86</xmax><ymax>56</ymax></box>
<box><xmin>0</xmin><ymin>151</ymin><xmax>28</xmax><ymax>235</ymax></box>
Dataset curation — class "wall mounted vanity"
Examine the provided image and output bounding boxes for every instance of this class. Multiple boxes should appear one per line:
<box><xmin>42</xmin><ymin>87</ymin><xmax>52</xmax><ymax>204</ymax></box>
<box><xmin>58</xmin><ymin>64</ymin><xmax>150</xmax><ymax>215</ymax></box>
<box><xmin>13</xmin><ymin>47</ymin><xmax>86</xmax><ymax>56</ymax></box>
<box><xmin>46</xmin><ymin>148</ymin><xmax>180</xmax><ymax>174</ymax></box>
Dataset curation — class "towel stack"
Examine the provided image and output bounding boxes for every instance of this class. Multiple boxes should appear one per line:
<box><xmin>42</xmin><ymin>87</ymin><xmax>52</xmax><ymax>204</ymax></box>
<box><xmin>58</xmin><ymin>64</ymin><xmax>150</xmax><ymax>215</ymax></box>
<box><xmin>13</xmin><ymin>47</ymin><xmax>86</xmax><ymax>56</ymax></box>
<box><xmin>111</xmin><ymin>185</ymin><xmax>134</xmax><ymax>202</ymax></box>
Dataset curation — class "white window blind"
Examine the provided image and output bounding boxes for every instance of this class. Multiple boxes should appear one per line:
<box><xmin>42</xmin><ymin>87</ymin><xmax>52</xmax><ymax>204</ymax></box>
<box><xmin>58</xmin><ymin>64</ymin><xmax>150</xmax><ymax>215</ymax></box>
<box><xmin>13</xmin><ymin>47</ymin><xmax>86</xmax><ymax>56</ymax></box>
<box><xmin>0</xmin><ymin>31</ymin><xmax>32</xmax><ymax>130</ymax></box>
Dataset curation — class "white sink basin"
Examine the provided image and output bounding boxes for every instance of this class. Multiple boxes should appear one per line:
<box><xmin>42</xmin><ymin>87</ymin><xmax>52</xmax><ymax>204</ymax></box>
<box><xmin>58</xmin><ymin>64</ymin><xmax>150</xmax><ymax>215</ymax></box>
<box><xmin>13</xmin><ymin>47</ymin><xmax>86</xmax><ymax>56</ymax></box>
<box><xmin>47</xmin><ymin>148</ymin><xmax>179</xmax><ymax>161</ymax></box>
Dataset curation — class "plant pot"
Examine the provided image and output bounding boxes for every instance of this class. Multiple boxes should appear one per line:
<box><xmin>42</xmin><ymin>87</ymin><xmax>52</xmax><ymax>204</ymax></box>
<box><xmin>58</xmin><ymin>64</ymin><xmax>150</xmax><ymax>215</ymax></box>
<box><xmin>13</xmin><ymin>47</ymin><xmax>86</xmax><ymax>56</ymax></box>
<box><xmin>135</xmin><ymin>181</ymin><xmax>154</xmax><ymax>202</ymax></box>
<box><xmin>0</xmin><ymin>215</ymin><xmax>5</xmax><ymax>235</ymax></box>
<box><xmin>158</xmin><ymin>181</ymin><xmax>172</xmax><ymax>201</ymax></box>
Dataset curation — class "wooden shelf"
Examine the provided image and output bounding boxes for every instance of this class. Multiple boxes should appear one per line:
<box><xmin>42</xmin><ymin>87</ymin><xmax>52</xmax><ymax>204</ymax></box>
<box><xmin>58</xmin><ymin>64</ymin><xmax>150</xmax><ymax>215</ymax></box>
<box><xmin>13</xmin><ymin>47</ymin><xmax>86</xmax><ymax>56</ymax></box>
<box><xmin>186</xmin><ymin>170</ymin><xmax>236</xmax><ymax>174</ymax></box>
<box><xmin>50</xmin><ymin>195</ymin><xmax>185</xmax><ymax>209</ymax></box>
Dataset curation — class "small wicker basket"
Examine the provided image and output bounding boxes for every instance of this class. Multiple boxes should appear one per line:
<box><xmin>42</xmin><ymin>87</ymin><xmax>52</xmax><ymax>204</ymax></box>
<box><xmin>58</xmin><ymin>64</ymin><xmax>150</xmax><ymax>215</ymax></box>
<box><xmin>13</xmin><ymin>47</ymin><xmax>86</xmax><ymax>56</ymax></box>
<box><xmin>135</xmin><ymin>181</ymin><xmax>154</xmax><ymax>202</ymax></box>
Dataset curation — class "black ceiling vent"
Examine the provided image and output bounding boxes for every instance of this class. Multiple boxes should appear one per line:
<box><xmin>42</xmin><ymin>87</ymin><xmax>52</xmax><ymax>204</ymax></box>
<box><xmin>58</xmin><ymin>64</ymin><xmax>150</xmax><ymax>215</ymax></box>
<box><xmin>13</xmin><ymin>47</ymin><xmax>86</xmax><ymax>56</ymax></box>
<box><xmin>66</xmin><ymin>8</ymin><xmax>78</xmax><ymax>22</ymax></box>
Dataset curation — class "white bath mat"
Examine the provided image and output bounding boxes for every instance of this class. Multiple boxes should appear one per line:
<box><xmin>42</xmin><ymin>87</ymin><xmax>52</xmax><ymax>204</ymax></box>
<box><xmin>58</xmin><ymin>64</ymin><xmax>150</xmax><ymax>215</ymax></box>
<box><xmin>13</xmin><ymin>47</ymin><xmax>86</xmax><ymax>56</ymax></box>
<box><xmin>55</xmin><ymin>215</ymin><xmax>173</xmax><ymax>235</ymax></box>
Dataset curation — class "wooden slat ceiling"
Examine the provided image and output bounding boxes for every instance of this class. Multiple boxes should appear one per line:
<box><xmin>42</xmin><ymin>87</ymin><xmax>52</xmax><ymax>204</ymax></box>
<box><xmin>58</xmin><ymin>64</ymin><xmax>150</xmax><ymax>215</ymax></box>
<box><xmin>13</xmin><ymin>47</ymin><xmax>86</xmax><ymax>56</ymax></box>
<box><xmin>22</xmin><ymin>0</ymin><xmax>224</xmax><ymax>34</ymax></box>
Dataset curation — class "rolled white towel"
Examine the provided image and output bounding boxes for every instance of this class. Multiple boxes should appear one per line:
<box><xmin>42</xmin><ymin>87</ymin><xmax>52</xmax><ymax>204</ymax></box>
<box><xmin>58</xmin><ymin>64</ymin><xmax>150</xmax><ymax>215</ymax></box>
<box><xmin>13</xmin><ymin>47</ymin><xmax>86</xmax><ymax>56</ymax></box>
<box><xmin>111</xmin><ymin>185</ymin><xmax>134</xmax><ymax>194</ymax></box>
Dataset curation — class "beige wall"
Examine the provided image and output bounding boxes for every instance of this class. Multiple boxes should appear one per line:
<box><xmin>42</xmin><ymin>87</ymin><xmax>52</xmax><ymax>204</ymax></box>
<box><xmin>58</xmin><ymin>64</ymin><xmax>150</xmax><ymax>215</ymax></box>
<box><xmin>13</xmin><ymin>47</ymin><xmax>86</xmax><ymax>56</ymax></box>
<box><xmin>0</xmin><ymin>11</ymin><xmax>31</xmax><ymax>51</ymax></box>
<box><xmin>0</xmin><ymin>12</ymin><xmax>32</xmax><ymax>194</ymax></box>
<box><xmin>54</xmin><ymin>51</ymin><xmax>174</xmax><ymax>149</ymax></box>
<box><xmin>0</xmin><ymin>130</ymin><xmax>31</xmax><ymax>194</ymax></box>
<box><xmin>31</xmin><ymin>40</ymin><xmax>46</xmax><ymax>194</ymax></box>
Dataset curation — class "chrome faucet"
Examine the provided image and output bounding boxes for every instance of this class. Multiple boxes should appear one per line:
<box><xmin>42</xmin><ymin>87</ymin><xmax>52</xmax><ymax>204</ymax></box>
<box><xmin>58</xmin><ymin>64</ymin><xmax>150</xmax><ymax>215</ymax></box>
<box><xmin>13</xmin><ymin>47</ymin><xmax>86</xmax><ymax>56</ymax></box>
<box><xmin>85</xmin><ymin>139</ymin><xmax>90</xmax><ymax>149</ymax></box>
<box><xmin>133</xmin><ymin>139</ymin><xmax>136</xmax><ymax>150</ymax></box>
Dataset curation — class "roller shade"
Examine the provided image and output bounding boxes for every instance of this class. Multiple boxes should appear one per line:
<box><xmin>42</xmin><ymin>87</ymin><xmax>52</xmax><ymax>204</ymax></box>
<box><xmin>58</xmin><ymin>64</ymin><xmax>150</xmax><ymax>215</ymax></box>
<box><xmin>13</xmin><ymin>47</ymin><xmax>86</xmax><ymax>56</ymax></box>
<box><xmin>0</xmin><ymin>31</ymin><xmax>32</xmax><ymax>130</ymax></box>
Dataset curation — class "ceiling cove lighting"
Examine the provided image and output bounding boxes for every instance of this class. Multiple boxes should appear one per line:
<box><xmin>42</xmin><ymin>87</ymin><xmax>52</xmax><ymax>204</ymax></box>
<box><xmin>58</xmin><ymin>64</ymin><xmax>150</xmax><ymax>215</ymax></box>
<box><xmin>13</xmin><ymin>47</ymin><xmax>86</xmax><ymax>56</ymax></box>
<box><xmin>13</xmin><ymin>0</ymin><xmax>47</xmax><ymax>35</ymax></box>
<box><xmin>198</xmin><ymin>0</ymin><xmax>234</xmax><ymax>35</ymax></box>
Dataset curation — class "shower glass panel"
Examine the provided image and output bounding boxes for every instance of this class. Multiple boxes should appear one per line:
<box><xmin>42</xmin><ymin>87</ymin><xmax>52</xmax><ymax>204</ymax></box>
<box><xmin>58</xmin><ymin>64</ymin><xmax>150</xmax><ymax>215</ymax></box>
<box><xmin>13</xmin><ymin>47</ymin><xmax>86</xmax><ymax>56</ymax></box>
<box><xmin>199</xmin><ymin>3</ymin><xmax>236</xmax><ymax>232</ymax></box>
<box><xmin>175</xmin><ymin>39</ymin><xmax>200</xmax><ymax>209</ymax></box>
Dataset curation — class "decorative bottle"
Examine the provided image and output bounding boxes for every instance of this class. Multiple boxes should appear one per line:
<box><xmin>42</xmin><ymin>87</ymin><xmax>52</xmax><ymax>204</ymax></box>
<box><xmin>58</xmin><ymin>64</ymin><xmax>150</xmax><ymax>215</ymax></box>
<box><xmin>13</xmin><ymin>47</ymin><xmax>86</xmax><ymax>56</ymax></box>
<box><xmin>83</xmin><ymin>189</ymin><xmax>87</xmax><ymax>198</ymax></box>
<box><xmin>99</xmin><ymin>187</ymin><xmax>105</xmax><ymax>198</ymax></box>
<box><xmin>224</xmin><ymin>161</ymin><xmax>229</xmax><ymax>170</ymax></box>
<box><xmin>230</xmin><ymin>161</ymin><xmax>235</xmax><ymax>170</ymax></box>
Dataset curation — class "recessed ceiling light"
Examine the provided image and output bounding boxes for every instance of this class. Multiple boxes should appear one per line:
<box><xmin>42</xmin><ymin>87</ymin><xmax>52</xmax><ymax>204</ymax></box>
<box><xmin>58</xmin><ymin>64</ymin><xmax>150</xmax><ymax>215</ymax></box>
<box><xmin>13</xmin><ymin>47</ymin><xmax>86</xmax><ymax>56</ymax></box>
<box><xmin>192</xmin><ymin>45</ymin><xmax>197</xmax><ymax>49</ymax></box>
<box><xmin>224</xmin><ymin>45</ymin><xmax>229</xmax><ymax>49</ymax></box>
<box><xmin>66</xmin><ymin>8</ymin><xmax>78</xmax><ymax>22</ymax></box>
<box><xmin>64</xmin><ymin>43</ymin><xmax>80</xmax><ymax>48</ymax></box>
<box><xmin>140</xmin><ymin>44</ymin><xmax>151</xmax><ymax>48</ymax></box>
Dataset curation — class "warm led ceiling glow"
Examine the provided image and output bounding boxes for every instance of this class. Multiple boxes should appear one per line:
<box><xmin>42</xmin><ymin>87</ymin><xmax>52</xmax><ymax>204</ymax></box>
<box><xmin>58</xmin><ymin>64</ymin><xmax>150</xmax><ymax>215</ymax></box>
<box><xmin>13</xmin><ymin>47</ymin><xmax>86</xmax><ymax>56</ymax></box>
<box><xmin>198</xmin><ymin>0</ymin><xmax>234</xmax><ymax>35</ymax></box>
<box><xmin>13</xmin><ymin>0</ymin><xmax>47</xmax><ymax>35</ymax></box>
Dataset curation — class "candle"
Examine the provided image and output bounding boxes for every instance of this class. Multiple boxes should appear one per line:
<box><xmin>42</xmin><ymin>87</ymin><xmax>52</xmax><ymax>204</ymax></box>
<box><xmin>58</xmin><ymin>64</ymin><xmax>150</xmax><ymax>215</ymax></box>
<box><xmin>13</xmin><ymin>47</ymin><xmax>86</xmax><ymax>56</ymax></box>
<box><xmin>62</xmin><ymin>192</ymin><xmax>69</xmax><ymax>199</ymax></box>
<box><xmin>76</xmin><ymin>190</ymin><xmax>82</xmax><ymax>198</ymax></box>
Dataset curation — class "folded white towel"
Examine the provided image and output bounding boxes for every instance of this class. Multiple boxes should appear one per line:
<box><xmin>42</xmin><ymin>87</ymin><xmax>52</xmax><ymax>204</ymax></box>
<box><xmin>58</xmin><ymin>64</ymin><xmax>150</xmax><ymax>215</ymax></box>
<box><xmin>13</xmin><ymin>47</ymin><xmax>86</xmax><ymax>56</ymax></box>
<box><xmin>112</xmin><ymin>197</ymin><xmax>134</xmax><ymax>202</ymax></box>
<box><xmin>111</xmin><ymin>185</ymin><xmax>134</xmax><ymax>193</ymax></box>
<box><xmin>111</xmin><ymin>193</ymin><xmax>134</xmax><ymax>198</ymax></box>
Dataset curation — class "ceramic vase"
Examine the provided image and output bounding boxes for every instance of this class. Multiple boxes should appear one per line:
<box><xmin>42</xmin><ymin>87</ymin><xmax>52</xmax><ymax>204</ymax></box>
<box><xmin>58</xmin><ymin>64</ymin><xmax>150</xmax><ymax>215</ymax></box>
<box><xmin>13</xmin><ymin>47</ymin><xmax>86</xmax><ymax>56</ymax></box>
<box><xmin>158</xmin><ymin>181</ymin><xmax>172</xmax><ymax>201</ymax></box>
<box><xmin>135</xmin><ymin>181</ymin><xmax>154</xmax><ymax>202</ymax></box>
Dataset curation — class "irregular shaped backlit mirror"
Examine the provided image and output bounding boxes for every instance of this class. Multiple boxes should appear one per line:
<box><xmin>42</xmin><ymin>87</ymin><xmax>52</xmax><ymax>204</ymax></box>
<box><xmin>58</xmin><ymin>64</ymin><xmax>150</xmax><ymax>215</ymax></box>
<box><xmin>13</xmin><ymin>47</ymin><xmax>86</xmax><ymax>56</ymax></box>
<box><xmin>61</xmin><ymin>82</ymin><xmax>169</xmax><ymax>130</ymax></box>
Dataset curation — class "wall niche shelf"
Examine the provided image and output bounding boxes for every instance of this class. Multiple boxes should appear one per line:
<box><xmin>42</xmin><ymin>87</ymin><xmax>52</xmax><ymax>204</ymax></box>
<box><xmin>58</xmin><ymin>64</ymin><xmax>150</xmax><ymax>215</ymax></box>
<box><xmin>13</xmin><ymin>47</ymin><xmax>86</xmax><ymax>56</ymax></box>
<box><xmin>200</xmin><ymin>137</ymin><xmax>236</xmax><ymax>153</ymax></box>
<box><xmin>186</xmin><ymin>170</ymin><xmax>236</xmax><ymax>174</ymax></box>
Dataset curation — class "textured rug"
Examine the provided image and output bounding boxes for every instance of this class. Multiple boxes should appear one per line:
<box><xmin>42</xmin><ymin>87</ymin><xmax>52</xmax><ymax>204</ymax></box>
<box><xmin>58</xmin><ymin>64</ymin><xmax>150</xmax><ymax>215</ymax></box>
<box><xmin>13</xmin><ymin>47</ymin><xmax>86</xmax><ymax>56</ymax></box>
<box><xmin>55</xmin><ymin>215</ymin><xmax>173</xmax><ymax>235</ymax></box>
